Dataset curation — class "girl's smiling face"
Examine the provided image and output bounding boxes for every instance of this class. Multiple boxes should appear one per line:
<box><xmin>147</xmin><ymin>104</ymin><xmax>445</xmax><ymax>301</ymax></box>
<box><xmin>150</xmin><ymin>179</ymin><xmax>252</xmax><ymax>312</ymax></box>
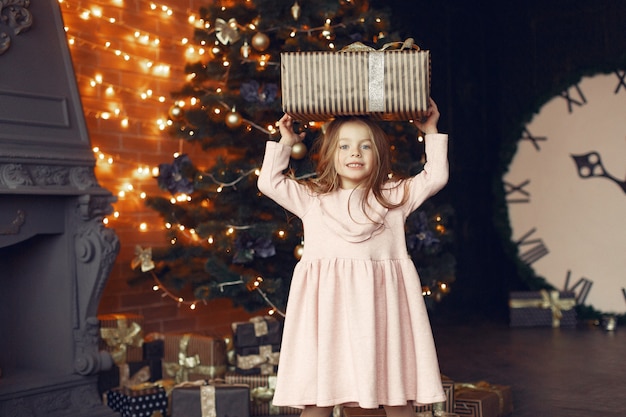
<box><xmin>334</xmin><ymin>121</ymin><xmax>375</xmax><ymax>189</ymax></box>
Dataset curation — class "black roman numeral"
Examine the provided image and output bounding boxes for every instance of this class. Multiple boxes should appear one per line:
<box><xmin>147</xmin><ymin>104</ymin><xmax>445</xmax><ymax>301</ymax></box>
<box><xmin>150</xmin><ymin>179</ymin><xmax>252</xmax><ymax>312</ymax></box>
<box><xmin>560</xmin><ymin>83</ymin><xmax>587</xmax><ymax>113</ymax></box>
<box><xmin>563</xmin><ymin>270</ymin><xmax>593</xmax><ymax>305</ymax></box>
<box><xmin>504</xmin><ymin>179</ymin><xmax>530</xmax><ymax>203</ymax></box>
<box><xmin>520</xmin><ymin>128</ymin><xmax>547</xmax><ymax>151</ymax></box>
<box><xmin>615</xmin><ymin>70</ymin><xmax>626</xmax><ymax>94</ymax></box>
<box><xmin>515</xmin><ymin>228</ymin><xmax>549</xmax><ymax>265</ymax></box>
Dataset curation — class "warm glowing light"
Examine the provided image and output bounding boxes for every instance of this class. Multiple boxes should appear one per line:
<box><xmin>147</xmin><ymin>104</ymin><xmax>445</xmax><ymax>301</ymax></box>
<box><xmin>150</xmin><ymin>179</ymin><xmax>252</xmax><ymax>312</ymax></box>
<box><xmin>139</xmin><ymin>223</ymin><xmax>148</xmax><ymax>231</ymax></box>
<box><xmin>278</xmin><ymin>230</ymin><xmax>286</xmax><ymax>238</ymax></box>
<box><xmin>153</xmin><ymin>285</ymin><xmax>159</xmax><ymax>291</ymax></box>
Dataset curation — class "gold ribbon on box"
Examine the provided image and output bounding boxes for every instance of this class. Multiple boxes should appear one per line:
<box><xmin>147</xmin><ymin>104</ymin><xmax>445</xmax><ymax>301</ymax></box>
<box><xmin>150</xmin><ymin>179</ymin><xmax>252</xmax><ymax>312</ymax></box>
<box><xmin>509</xmin><ymin>289</ymin><xmax>576</xmax><ymax>327</ymax></box>
<box><xmin>175</xmin><ymin>379</ymin><xmax>248</xmax><ymax>417</ymax></box>
<box><xmin>455</xmin><ymin>381</ymin><xmax>506</xmax><ymax>416</ymax></box>
<box><xmin>100</xmin><ymin>316</ymin><xmax>143</xmax><ymax>365</ymax></box>
<box><xmin>236</xmin><ymin>344</ymin><xmax>280</xmax><ymax>375</ymax></box>
<box><xmin>163</xmin><ymin>334</ymin><xmax>227</xmax><ymax>383</ymax></box>
<box><xmin>250</xmin><ymin>375</ymin><xmax>280</xmax><ymax>415</ymax></box>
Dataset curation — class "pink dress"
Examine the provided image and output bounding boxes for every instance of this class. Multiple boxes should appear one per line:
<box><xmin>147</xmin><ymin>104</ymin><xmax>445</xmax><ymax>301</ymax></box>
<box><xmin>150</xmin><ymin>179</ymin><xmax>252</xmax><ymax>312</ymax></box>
<box><xmin>257</xmin><ymin>134</ymin><xmax>449</xmax><ymax>409</ymax></box>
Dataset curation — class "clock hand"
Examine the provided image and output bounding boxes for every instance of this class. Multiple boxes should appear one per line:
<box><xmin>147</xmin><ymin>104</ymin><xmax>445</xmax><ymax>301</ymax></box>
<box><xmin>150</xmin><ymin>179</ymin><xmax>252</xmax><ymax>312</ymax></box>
<box><xmin>571</xmin><ymin>151</ymin><xmax>626</xmax><ymax>194</ymax></box>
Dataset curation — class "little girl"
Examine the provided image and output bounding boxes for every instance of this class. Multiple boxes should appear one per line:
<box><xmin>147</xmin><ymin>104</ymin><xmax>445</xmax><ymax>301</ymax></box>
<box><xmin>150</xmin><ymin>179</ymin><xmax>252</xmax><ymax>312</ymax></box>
<box><xmin>258</xmin><ymin>98</ymin><xmax>448</xmax><ymax>417</ymax></box>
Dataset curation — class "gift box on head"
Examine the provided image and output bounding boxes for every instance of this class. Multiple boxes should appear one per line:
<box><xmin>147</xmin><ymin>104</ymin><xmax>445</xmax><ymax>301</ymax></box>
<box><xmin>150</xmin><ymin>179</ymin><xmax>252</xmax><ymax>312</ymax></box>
<box><xmin>281</xmin><ymin>39</ymin><xmax>430</xmax><ymax>122</ymax></box>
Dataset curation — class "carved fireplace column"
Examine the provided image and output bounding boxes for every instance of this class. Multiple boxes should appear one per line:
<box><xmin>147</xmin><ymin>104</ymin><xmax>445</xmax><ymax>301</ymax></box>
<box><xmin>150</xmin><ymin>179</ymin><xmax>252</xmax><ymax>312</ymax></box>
<box><xmin>0</xmin><ymin>1</ymin><xmax>120</xmax><ymax>416</ymax></box>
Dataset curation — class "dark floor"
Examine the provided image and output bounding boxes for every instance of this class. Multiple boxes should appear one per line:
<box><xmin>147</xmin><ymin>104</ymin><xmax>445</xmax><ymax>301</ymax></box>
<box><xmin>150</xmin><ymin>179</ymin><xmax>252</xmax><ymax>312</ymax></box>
<box><xmin>431</xmin><ymin>321</ymin><xmax>626</xmax><ymax>417</ymax></box>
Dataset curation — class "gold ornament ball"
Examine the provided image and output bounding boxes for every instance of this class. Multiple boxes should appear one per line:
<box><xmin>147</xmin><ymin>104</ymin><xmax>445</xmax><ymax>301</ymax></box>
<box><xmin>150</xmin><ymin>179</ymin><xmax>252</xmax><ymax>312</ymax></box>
<box><xmin>225</xmin><ymin>110</ymin><xmax>243</xmax><ymax>128</ymax></box>
<box><xmin>169</xmin><ymin>105</ymin><xmax>184</xmax><ymax>120</ymax></box>
<box><xmin>290</xmin><ymin>142</ymin><xmax>307</xmax><ymax>159</ymax></box>
<box><xmin>251</xmin><ymin>32</ymin><xmax>270</xmax><ymax>51</ymax></box>
<box><xmin>294</xmin><ymin>244</ymin><xmax>304</xmax><ymax>260</ymax></box>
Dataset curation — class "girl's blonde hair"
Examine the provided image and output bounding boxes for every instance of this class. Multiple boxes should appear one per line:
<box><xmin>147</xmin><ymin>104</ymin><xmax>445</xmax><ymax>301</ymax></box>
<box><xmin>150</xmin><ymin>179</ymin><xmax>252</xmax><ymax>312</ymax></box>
<box><xmin>303</xmin><ymin>116</ymin><xmax>408</xmax><ymax>213</ymax></box>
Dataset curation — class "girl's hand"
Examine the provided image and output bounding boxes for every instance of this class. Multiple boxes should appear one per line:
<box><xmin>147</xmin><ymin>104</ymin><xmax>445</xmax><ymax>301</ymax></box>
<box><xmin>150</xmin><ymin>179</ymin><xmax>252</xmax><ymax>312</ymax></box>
<box><xmin>414</xmin><ymin>97</ymin><xmax>440</xmax><ymax>135</ymax></box>
<box><xmin>277</xmin><ymin>114</ymin><xmax>305</xmax><ymax>146</ymax></box>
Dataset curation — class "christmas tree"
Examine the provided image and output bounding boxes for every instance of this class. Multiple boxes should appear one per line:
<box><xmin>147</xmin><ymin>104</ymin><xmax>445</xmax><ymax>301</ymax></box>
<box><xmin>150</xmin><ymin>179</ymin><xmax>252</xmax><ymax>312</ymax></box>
<box><xmin>139</xmin><ymin>0</ymin><xmax>455</xmax><ymax>314</ymax></box>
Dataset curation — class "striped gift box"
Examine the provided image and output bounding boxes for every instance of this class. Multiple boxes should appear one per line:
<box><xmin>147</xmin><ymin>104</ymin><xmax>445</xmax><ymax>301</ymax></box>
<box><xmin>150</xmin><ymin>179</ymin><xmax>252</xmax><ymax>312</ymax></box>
<box><xmin>281</xmin><ymin>41</ymin><xmax>430</xmax><ymax>122</ymax></box>
<box><xmin>224</xmin><ymin>371</ymin><xmax>301</xmax><ymax>416</ymax></box>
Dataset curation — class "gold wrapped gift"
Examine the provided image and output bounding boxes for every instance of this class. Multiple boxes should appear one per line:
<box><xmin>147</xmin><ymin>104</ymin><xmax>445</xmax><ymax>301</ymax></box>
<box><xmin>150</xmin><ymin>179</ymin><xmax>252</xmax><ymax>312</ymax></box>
<box><xmin>281</xmin><ymin>39</ymin><xmax>430</xmax><ymax>122</ymax></box>
<box><xmin>162</xmin><ymin>333</ymin><xmax>227</xmax><ymax>383</ymax></box>
<box><xmin>98</xmin><ymin>313</ymin><xmax>144</xmax><ymax>365</ymax></box>
<box><xmin>454</xmin><ymin>381</ymin><xmax>513</xmax><ymax>417</ymax></box>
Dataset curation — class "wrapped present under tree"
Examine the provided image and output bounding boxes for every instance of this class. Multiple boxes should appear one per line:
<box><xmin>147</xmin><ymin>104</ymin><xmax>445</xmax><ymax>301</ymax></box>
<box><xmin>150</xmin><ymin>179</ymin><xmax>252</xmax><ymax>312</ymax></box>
<box><xmin>170</xmin><ymin>382</ymin><xmax>250</xmax><ymax>417</ymax></box>
<box><xmin>99</xmin><ymin>313</ymin><xmax>144</xmax><ymax>365</ymax></box>
<box><xmin>225</xmin><ymin>371</ymin><xmax>301</xmax><ymax>416</ymax></box>
<box><xmin>454</xmin><ymin>381</ymin><xmax>513</xmax><ymax>417</ymax></box>
<box><xmin>232</xmin><ymin>316</ymin><xmax>283</xmax><ymax>375</ymax></box>
<box><xmin>509</xmin><ymin>290</ymin><xmax>577</xmax><ymax>328</ymax></box>
<box><xmin>160</xmin><ymin>333</ymin><xmax>227</xmax><ymax>383</ymax></box>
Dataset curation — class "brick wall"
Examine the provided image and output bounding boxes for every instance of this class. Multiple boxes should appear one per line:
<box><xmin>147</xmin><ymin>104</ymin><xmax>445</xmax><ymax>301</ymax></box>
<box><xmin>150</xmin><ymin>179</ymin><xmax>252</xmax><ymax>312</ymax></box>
<box><xmin>60</xmin><ymin>0</ymin><xmax>256</xmax><ymax>337</ymax></box>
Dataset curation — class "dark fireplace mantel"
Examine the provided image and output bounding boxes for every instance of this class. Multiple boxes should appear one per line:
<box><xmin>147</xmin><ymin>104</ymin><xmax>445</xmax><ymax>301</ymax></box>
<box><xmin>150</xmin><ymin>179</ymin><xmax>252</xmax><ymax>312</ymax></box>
<box><xmin>0</xmin><ymin>1</ymin><xmax>119</xmax><ymax>416</ymax></box>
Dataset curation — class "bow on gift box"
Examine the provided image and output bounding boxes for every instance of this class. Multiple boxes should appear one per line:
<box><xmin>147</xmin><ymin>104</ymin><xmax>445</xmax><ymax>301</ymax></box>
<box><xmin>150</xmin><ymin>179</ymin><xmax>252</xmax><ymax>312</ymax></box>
<box><xmin>164</xmin><ymin>334</ymin><xmax>226</xmax><ymax>383</ymax></box>
<box><xmin>100</xmin><ymin>316</ymin><xmax>144</xmax><ymax>365</ymax></box>
<box><xmin>237</xmin><ymin>344</ymin><xmax>280</xmax><ymax>375</ymax></box>
<box><xmin>250</xmin><ymin>375</ymin><xmax>281</xmax><ymax>415</ymax></box>
<box><xmin>509</xmin><ymin>289</ymin><xmax>576</xmax><ymax>328</ymax></box>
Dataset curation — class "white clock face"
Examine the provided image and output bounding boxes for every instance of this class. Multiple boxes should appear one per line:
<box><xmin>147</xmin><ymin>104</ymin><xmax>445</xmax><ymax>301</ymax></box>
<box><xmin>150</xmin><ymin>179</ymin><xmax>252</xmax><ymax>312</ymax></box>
<box><xmin>504</xmin><ymin>72</ymin><xmax>626</xmax><ymax>314</ymax></box>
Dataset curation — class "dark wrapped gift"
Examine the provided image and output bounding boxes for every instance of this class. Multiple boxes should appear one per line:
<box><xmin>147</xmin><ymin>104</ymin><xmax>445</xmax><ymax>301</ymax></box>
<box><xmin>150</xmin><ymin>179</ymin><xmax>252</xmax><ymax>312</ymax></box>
<box><xmin>98</xmin><ymin>359</ymin><xmax>162</xmax><ymax>395</ymax></box>
<box><xmin>454</xmin><ymin>382</ymin><xmax>513</xmax><ymax>417</ymax></box>
<box><xmin>509</xmin><ymin>290</ymin><xmax>577</xmax><ymax>328</ymax></box>
<box><xmin>105</xmin><ymin>384</ymin><xmax>168</xmax><ymax>417</ymax></box>
<box><xmin>143</xmin><ymin>338</ymin><xmax>164</xmax><ymax>360</ymax></box>
<box><xmin>415</xmin><ymin>374</ymin><xmax>455</xmax><ymax>414</ymax></box>
<box><xmin>232</xmin><ymin>316</ymin><xmax>283</xmax><ymax>349</ymax></box>
<box><xmin>224</xmin><ymin>371</ymin><xmax>301</xmax><ymax>416</ymax></box>
<box><xmin>236</xmin><ymin>344</ymin><xmax>280</xmax><ymax>375</ymax></box>
<box><xmin>170</xmin><ymin>383</ymin><xmax>250</xmax><ymax>417</ymax></box>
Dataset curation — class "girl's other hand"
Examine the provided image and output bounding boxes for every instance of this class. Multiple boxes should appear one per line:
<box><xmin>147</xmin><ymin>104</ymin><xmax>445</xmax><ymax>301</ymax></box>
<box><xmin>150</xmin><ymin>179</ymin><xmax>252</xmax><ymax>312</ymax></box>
<box><xmin>414</xmin><ymin>97</ymin><xmax>440</xmax><ymax>135</ymax></box>
<box><xmin>277</xmin><ymin>114</ymin><xmax>306</xmax><ymax>146</ymax></box>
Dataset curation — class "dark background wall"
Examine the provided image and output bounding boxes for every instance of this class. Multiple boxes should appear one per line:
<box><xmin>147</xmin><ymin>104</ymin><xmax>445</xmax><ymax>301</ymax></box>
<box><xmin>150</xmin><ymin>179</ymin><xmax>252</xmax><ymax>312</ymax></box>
<box><xmin>371</xmin><ymin>0</ymin><xmax>626</xmax><ymax>321</ymax></box>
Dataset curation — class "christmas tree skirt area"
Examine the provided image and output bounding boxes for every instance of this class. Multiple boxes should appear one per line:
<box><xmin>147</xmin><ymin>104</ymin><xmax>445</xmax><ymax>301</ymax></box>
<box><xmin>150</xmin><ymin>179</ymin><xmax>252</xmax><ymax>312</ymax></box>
<box><xmin>431</xmin><ymin>321</ymin><xmax>626</xmax><ymax>417</ymax></box>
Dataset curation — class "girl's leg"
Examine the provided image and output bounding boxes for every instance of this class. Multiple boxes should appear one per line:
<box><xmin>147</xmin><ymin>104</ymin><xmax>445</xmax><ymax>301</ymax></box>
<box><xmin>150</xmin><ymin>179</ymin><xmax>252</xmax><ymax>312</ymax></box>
<box><xmin>301</xmin><ymin>406</ymin><xmax>334</xmax><ymax>417</ymax></box>
<box><xmin>383</xmin><ymin>404</ymin><xmax>415</xmax><ymax>417</ymax></box>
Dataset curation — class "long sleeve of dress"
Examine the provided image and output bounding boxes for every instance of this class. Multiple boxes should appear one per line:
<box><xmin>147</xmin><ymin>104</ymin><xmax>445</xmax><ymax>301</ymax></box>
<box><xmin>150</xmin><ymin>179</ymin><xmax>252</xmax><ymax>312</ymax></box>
<box><xmin>257</xmin><ymin>141</ymin><xmax>314</xmax><ymax>217</ymax></box>
<box><xmin>402</xmin><ymin>133</ymin><xmax>449</xmax><ymax>215</ymax></box>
